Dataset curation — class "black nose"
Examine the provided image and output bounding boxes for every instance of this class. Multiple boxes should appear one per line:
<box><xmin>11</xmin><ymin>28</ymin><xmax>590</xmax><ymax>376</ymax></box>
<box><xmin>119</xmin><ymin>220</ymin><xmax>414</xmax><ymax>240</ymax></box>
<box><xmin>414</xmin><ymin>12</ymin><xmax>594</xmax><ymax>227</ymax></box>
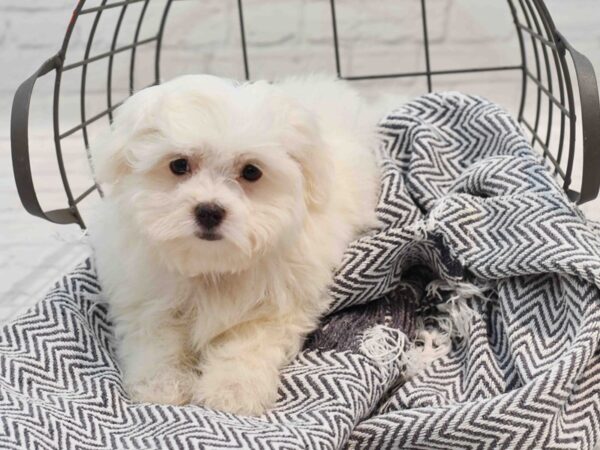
<box><xmin>194</xmin><ymin>203</ymin><xmax>226</xmax><ymax>229</ymax></box>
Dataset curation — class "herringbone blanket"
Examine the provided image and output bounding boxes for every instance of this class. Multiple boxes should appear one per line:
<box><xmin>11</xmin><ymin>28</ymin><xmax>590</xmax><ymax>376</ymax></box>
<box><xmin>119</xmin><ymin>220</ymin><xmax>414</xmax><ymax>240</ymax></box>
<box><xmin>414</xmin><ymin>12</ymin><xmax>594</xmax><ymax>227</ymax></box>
<box><xmin>2</xmin><ymin>93</ymin><xmax>600</xmax><ymax>449</ymax></box>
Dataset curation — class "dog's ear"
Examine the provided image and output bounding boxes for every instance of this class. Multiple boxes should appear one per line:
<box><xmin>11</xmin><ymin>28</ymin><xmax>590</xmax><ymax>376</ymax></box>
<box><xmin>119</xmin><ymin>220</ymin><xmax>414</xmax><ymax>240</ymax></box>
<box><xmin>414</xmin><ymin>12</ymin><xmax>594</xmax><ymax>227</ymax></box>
<box><xmin>283</xmin><ymin>99</ymin><xmax>333</xmax><ymax>211</ymax></box>
<box><xmin>91</xmin><ymin>87</ymin><xmax>158</xmax><ymax>185</ymax></box>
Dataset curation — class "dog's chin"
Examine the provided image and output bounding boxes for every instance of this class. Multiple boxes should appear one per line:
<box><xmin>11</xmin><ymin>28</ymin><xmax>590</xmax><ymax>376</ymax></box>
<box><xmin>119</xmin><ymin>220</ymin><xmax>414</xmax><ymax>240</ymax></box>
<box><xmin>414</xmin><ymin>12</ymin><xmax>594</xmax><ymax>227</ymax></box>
<box><xmin>152</xmin><ymin>233</ymin><xmax>258</xmax><ymax>277</ymax></box>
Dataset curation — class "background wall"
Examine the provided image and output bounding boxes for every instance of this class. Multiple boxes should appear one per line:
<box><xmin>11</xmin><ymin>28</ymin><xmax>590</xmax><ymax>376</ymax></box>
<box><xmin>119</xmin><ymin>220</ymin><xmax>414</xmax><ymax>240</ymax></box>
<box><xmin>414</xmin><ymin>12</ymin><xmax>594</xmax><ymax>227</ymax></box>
<box><xmin>0</xmin><ymin>0</ymin><xmax>599</xmax><ymax>322</ymax></box>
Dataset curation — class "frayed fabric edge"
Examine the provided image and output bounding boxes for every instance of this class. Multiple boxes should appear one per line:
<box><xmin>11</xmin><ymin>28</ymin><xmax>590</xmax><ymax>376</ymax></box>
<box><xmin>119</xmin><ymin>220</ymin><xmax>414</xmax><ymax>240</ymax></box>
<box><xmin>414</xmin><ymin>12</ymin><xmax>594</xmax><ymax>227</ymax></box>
<box><xmin>405</xmin><ymin>198</ymin><xmax>450</xmax><ymax>241</ymax></box>
<box><xmin>360</xmin><ymin>279</ymin><xmax>491</xmax><ymax>378</ymax></box>
<box><xmin>360</xmin><ymin>325</ymin><xmax>407</xmax><ymax>366</ymax></box>
<box><xmin>360</xmin><ymin>324</ymin><xmax>452</xmax><ymax>379</ymax></box>
<box><xmin>426</xmin><ymin>279</ymin><xmax>493</xmax><ymax>340</ymax></box>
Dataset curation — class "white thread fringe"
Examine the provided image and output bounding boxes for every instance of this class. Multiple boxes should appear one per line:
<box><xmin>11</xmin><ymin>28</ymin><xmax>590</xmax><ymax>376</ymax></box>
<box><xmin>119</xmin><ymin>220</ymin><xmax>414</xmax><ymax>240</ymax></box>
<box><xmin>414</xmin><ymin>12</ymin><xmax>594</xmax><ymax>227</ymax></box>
<box><xmin>404</xmin><ymin>328</ymin><xmax>452</xmax><ymax>378</ymax></box>
<box><xmin>361</xmin><ymin>325</ymin><xmax>407</xmax><ymax>366</ymax></box>
<box><xmin>406</xmin><ymin>197</ymin><xmax>450</xmax><ymax>240</ymax></box>
<box><xmin>360</xmin><ymin>280</ymin><xmax>492</xmax><ymax>378</ymax></box>
<box><xmin>426</xmin><ymin>279</ymin><xmax>492</xmax><ymax>340</ymax></box>
<box><xmin>360</xmin><ymin>324</ymin><xmax>452</xmax><ymax>378</ymax></box>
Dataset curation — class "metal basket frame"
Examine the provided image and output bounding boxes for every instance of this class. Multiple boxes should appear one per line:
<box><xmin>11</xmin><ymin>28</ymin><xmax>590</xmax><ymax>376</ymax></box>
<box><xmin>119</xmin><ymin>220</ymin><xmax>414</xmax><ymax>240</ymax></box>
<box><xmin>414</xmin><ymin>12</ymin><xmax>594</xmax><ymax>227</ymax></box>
<box><xmin>11</xmin><ymin>0</ymin><xmax>600</xmax><ymax>228</ymax></box>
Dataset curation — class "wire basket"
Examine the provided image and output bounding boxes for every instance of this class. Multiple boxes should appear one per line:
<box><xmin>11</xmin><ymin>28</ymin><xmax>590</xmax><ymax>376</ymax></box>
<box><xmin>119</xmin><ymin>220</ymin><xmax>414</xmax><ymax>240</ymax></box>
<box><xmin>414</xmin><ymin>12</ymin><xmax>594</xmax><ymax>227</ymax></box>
<box><xmin>11</xmin><ymin>0</ymin><xmax>600</xmax><ymax>228</ymax></box>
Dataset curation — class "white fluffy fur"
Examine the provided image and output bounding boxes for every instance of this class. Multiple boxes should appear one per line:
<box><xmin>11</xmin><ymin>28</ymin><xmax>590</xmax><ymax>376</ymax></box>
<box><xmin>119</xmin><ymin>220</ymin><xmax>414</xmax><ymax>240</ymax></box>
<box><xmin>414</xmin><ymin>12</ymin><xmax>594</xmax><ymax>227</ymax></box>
<box><xmin>89</xmin><ymin>74</ymin><xmax>380</xmax><ymax>415</ymax></box>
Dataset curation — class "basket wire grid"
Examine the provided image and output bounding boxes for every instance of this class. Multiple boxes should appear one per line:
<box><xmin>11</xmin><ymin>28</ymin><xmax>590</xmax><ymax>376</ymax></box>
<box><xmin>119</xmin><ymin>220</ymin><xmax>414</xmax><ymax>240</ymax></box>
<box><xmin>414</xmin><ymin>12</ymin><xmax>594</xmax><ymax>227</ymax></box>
<box><xmin>10</xmin><ymin>0</ymin><xmax>600</xmax><ymax>228</ymax></box>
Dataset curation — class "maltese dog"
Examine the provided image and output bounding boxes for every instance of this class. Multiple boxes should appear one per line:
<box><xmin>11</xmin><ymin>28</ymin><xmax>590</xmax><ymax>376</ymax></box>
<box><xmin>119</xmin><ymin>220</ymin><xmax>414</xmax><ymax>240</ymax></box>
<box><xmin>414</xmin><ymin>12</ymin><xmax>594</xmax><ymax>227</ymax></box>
<box><xmin>90</xmin><ymin>74</ymin><xmax>379</xmax><ymax>415</ymax></box>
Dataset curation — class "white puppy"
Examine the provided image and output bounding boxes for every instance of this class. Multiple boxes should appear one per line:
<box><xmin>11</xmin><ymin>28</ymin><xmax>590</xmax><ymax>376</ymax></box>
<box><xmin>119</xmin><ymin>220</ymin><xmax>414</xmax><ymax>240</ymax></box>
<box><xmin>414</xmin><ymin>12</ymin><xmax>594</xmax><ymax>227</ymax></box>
<box><xmin>90</xmin><ymin>74</ymin><xmax>379</xmax><ymax>415</ymax></box>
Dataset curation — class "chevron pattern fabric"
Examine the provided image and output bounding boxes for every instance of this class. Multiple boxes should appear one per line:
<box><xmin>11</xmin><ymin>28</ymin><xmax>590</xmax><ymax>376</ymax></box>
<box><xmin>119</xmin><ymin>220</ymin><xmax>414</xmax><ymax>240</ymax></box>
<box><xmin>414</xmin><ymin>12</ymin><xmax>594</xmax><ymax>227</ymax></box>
<box><xmin>2</xmin><ymin>93</ymin><xmax>600</xmax><ymax>449</ymax></box>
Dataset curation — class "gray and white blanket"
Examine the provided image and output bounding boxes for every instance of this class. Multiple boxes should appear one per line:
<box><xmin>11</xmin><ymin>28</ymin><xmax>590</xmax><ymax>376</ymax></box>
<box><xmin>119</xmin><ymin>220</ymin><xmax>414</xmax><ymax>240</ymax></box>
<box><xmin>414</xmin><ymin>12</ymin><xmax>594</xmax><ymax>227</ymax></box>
<box><xmin>2</xmin><ymin>93</ymin><xmax>599</xmax><ymax>449</ymax></box>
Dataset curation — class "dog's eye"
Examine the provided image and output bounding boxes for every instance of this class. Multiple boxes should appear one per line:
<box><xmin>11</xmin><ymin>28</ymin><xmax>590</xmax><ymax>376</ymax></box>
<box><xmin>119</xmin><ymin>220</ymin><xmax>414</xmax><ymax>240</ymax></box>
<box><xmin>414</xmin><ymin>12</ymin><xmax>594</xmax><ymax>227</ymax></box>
<box><xmin>169</xmin><ymin>158</ymin><xmax>190</xmax><ymax>175</ymax></box>
<box><xmin>241</xmin><ymin>164</ymin><xmax>262</xmax><ymax>182</ymax></box>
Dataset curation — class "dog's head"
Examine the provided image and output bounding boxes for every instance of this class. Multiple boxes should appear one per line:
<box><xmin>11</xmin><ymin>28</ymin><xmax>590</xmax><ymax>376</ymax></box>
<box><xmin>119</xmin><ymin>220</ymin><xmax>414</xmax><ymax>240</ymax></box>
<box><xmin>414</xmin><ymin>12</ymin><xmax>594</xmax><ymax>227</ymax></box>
<box><xmin>93</xmin><ymin>75</ymin><xmax>332</xmax><ymax>275</ymax></box>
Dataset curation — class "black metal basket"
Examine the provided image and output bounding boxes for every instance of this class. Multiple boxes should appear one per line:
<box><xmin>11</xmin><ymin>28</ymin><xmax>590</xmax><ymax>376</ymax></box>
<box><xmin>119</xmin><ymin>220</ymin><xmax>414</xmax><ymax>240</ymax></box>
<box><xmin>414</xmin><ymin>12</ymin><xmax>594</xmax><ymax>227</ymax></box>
<box><xmin>10</xmin><ymin>0</ymin><xmax>600</xmax><ymax>228</ymax></box>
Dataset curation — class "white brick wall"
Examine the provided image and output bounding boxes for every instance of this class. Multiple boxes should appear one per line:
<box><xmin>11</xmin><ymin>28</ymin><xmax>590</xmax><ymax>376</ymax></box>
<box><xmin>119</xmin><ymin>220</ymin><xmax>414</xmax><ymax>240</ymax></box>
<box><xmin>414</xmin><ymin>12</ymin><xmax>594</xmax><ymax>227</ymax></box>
<box><xmin>0</xmin><ymin>0</ymin><xmax>599</xmax><ymax>322</ymax></box>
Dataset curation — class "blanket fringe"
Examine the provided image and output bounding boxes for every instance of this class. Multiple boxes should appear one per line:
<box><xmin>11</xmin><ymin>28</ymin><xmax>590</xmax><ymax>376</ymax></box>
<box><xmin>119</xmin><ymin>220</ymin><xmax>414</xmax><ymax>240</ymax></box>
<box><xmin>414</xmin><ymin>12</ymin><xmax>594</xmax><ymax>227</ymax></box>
<box><xmin>361</xmin><ymin>279</ymin><xmax>492</xmax><ymax>378</ymax></box>
<box><xmin>360</xmin><ymin>323</ymin><xmax>452</xmax><ymax>378</ymax></box>
<box><xmin>404</xmin><ymin>327</ymin><xmax>452</xmax><ymax>378</ymax></box>
<box><xmin>406</xmin><ymin>198</ymin><xmax>450</xmax><ymax>240</ymax></box>
<box><xmin>426</xmin><ymin>279</ymin><xmax>492</xmax><ymax>339</ymax></box>
<box><xmin>360</xmin><ymin>325</ymin><xmax>407</xmax><ymax>366</ymax></box>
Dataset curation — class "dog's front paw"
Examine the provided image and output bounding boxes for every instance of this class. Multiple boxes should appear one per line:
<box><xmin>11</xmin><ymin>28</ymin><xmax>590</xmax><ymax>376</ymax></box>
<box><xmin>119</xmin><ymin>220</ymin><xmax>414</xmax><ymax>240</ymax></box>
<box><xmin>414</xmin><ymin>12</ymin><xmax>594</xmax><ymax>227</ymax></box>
<box><xmin>192</xmin><ymin>361</ymin><xmax>280</xmax><ymax>415</ymax></box>
<box><xmin>126</xmin><ymin>367</ymin><xmax>194</xmax><ymax>406</ymax></box>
